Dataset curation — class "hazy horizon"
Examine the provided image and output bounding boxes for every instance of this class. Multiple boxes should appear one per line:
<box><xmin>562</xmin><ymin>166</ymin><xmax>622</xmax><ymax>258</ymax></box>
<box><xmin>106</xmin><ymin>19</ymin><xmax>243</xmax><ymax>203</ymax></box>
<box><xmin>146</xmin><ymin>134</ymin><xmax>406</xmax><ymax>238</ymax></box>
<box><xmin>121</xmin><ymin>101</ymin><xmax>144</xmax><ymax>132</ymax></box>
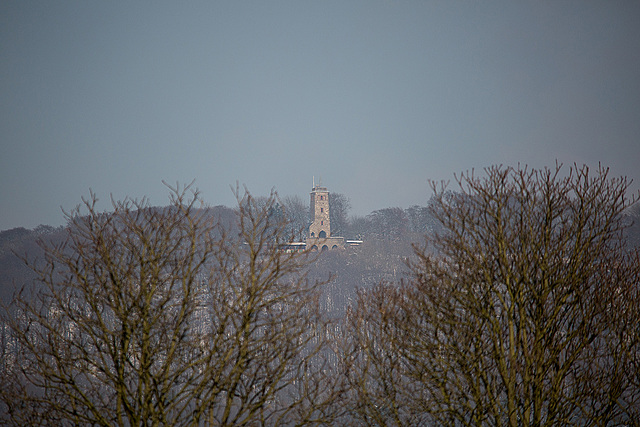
<box><xmin>2</xmin><ymin>1</ymin><xmax>639</xmax><ymax>231</ymax></box>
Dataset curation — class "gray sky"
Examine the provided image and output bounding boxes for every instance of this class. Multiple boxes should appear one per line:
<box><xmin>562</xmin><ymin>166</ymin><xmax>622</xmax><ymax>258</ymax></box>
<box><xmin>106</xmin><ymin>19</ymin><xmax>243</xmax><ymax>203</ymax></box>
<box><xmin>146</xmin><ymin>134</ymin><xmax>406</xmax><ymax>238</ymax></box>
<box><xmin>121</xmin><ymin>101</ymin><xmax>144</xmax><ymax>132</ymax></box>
<box><xmin>2</xmin><ymin>1</ymin><xmax>640</xmax><ymax>231</ymax></box>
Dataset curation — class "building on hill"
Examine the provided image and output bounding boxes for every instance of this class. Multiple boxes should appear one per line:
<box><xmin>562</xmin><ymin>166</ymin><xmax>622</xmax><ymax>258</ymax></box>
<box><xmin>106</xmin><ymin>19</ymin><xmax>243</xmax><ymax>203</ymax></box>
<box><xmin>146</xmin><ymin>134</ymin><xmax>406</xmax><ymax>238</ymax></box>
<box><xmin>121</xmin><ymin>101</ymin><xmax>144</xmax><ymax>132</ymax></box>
<box><xmin>307</xmin><ymin>181</ymin><xmax>344</xmax><ymax>251</ymax></box>
<box><xmin>277</xmin><ymin>179</ymin><xmax>352</xmax><ymax>252</ymax></box>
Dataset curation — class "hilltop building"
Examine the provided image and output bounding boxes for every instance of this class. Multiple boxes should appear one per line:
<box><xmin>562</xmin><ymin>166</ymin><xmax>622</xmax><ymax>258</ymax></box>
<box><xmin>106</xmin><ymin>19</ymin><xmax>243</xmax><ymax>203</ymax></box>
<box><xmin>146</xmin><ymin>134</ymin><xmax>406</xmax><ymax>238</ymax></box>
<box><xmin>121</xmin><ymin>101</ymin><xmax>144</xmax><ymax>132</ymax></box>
<box><xmin>278</xmin><ymin>180</ymin><xmax>359</xmax><ymax>253</ymax></box>
<box><xmin>307</xmin><ymin>181</ymin><xmax>344</xmax><ymax>251</ymax></box>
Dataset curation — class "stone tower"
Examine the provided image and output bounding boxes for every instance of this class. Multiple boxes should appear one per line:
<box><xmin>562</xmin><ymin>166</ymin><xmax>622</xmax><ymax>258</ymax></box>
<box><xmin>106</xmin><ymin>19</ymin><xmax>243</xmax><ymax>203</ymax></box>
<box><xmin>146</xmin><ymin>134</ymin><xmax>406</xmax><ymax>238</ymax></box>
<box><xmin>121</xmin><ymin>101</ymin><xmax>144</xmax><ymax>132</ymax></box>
<box><xmin>307</xmin><ymin>180</ymin><xmax>344</xmax><ymax>251</ymax></box>
<box><xmin>309</xmin><ymin>184</ymin><xmax>330</xmax><ymax>239</ymax></box>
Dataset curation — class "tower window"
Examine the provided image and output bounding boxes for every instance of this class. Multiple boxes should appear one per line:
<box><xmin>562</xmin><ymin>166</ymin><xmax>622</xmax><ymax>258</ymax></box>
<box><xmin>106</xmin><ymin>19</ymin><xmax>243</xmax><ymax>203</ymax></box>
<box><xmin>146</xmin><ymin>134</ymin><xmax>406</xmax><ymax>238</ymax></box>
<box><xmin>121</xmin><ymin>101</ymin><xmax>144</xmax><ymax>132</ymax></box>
<box><xmin>321</xmin><ymin>208</ymin><xmax>323</xmax><ymax>213</ymax></box>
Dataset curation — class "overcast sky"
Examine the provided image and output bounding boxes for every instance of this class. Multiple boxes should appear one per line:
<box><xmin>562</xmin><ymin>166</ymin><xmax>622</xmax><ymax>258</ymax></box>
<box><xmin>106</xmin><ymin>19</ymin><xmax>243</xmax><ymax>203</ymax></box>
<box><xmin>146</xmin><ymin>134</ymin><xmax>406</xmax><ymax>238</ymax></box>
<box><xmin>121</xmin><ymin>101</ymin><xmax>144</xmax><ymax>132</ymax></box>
<box><xmin>2</xmin><ymin>1</ymin><xmax>639</xmax><ymax>231</ymax></box>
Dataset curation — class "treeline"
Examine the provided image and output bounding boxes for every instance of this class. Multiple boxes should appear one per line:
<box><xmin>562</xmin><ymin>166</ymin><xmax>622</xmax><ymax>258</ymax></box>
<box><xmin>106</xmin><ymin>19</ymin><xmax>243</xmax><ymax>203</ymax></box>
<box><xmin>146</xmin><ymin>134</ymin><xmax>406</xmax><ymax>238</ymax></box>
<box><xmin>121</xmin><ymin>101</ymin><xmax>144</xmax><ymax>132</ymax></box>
<box><xmin>2</xmin><ymin>164</ymin><xmax>640</xmax><ymax>425</ymax></box>
<box><xmin>277</xmin><ymin>193</ymin><xmax>438</xmax><ymax>243</ymax></box>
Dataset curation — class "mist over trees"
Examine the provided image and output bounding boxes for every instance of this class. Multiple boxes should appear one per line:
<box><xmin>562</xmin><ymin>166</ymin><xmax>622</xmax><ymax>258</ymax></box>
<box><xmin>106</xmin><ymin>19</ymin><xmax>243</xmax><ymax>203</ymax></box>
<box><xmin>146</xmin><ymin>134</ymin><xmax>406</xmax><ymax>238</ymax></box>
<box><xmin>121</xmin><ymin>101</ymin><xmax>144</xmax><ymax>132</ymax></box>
<box><xmin>2</xmin><ymin>164</ymin><xmax>640</xmax><ymax>425</ymax></box>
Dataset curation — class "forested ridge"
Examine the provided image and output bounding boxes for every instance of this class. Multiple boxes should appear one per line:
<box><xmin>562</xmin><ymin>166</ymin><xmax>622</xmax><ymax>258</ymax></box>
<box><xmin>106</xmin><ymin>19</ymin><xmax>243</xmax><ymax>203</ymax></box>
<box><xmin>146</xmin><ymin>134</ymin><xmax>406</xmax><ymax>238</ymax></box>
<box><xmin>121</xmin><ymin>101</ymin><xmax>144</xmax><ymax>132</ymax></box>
<box><xmin>0</xmin><ymin>199</ymin><xmax>437</xmax><ymax>307</ymax></box>
<box><xmin>2</xmin><ymin>164</ymin><xmax>640</xmax><ymax>425</ymax></box>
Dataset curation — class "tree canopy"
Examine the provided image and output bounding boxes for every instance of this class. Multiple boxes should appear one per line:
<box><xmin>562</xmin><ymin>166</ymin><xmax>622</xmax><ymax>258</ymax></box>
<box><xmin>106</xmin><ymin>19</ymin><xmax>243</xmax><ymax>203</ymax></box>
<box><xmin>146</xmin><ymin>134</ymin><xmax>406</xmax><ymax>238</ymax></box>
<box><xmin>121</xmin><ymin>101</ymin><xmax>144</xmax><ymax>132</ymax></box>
<box><xmin>3</xmin><ymin>164</ymin><xmax>640</xmax><ymax>426</ymax></box>
<box><xmin>1</xmin><ymin>185</ymin><xmax>338</xmax><ymax>426</ymax></box>
<box><xmin>344</xmin><ymin>164</ymin><xmax>640</xmax><ymax>426</ymax></box>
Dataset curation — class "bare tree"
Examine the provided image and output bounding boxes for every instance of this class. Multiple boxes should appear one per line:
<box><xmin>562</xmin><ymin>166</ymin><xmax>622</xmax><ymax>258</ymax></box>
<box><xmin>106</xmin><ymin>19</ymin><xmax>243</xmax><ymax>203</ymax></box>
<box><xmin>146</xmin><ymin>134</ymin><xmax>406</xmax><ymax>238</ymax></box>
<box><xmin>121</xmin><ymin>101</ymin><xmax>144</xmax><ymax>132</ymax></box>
<box><xmin>197</xmin><ymin>187</ymin><xmax>339</xmax><ymax>425</ymax></box>
<box><xmin>345</xmin><ymin>164</ymin><xmax>640</xmax><ymax>426</ymax></box>
<box><xmin>329</xmin><ymin>193</ymin><xmax>350</xmax><ymax>237</ymax></box>
<box><xmin>367</xmin><ymin>208</ymin><xmax>409</xmax><ymax>241</ymax></box>
<box><xmin>345</xmin><ymin>215</ymin><xmax>370</xmax><ymax>241</ymax></box>
<box><xmin>281</xmin><ymin>194</ymin><xmax>309</xmax><ymax>241</ymax></box>
<box><xmin>341</xmin><ymin>283</ymin><xmax>426</xmax><ymax>427</ymax></box>
<box><xmin>1</xmin><ymin>184</ymin><xmax>338</xmax><ymax>426</ymax></box>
